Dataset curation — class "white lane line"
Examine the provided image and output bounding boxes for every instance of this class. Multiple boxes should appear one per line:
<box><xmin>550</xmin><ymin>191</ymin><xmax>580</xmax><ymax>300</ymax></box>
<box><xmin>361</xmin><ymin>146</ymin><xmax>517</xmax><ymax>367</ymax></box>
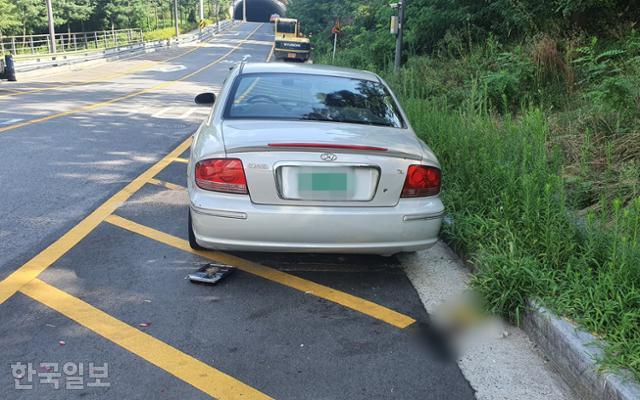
<box><xmin>179</xmin><ymin>108</ymin><xmax>197</xmax><ymax>119</ymax></box>
<box><xmin>152</xmin><ymin>107</ymin><xmax>172</xmax><ymax>119</ymax></box>
<box><xmin>148</xmin><ymin>64</ymin><xmax>188</xmax><ymax>73</ymax></box>
<box><xmin>0</xmin><ymin>118</ymin><xmax>23</xmax><ymax>126</ymax></box>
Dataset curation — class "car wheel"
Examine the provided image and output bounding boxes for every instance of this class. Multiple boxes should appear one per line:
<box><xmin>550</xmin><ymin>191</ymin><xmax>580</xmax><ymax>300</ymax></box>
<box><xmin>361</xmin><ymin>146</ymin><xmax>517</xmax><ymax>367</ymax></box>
<box><xmin>188</xmin><ymin>210</ymin><xmax>204</xmax><ymax>250</ymax></box>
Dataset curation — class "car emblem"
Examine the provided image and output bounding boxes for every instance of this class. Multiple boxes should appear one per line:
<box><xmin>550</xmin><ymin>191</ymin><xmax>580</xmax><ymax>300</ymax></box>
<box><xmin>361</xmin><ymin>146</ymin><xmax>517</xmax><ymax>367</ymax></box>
<box><xmin>320</xmin><ymin>153</ymin><xmax>337</xmax><ymax>162</ymax></box>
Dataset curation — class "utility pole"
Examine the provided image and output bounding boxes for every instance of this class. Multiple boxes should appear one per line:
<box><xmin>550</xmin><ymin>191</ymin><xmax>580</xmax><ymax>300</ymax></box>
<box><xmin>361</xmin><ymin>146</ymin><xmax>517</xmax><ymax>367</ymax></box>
<box><xmin>173</xmin><ymin>0</ymin><xmax>179</xmax><ymax>37</ymax></box>
<box><xmin>393</xmin><ymin>0</ymin><xmax>405</xmax><ymax>73</ymax></box>
<box><xmin>243</xmin><ymin>0</ymin><xmax>247</xmax><ymax>22</ymax></box>
<box><xmin>216</xmin><ymin>1</ymin><xmax>220</xmax><ymax>32</ymax></box>
<box><xmin>199</xmin><ymin>0</ymin><xmax>204</xmax><ymax>29</ymax></box>
<box><xmin>45</xmin><ymin>0</ymin><xmax>57</xmax><ymax>54</ymax></box>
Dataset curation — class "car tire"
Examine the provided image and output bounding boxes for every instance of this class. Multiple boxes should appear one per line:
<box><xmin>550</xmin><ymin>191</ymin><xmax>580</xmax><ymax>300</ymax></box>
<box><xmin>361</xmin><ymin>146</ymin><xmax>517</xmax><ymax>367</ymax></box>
<box><xmin>188</xmin><ymin>210</ymin><xmax>204</xmax><ymax>250</ymax></box>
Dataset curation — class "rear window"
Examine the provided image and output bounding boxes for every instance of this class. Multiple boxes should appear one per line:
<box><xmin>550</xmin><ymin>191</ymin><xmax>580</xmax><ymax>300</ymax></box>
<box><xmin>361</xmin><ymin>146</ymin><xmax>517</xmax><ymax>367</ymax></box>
<box><xmin>224</xmin><ymin>73</ymin><xmax>405</xmax><ymax>128</ymax></box>
<box><xmin>276</xmin><ymin>21</ymin><xmax>296</xmax><ymax>34</ymax></box>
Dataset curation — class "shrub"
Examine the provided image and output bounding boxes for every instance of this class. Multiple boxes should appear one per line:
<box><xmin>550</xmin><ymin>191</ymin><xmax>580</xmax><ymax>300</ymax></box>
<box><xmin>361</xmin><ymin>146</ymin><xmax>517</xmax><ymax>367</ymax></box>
<box><xmin>532</xmin><ymin>35</ymin><xmax>571</xmax><ymax>86</ymax></box>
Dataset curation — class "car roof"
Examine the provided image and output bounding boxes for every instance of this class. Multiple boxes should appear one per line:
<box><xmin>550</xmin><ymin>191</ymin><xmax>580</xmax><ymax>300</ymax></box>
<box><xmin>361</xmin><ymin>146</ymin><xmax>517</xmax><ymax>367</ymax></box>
<box><xmin>240</xmin><ymin>62</ymin><xmax>381</xmax><ymax>82</ymax></box>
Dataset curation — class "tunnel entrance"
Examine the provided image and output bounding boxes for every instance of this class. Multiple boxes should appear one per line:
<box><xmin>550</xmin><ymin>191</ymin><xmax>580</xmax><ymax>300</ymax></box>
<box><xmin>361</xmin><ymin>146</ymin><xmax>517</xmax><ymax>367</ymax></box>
<box><xmin>233</xmin><ymin>0</ymin><xmax>286</xmax><ymax>22</ymax></box>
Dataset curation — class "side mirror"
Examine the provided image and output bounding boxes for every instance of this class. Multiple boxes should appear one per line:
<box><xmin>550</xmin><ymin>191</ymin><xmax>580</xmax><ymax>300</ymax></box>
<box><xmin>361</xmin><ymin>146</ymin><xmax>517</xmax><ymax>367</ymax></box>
<box><xmin>195</xmin><ymin>92</ymin><xmax>216</xmax><ymax>105</ymax></box>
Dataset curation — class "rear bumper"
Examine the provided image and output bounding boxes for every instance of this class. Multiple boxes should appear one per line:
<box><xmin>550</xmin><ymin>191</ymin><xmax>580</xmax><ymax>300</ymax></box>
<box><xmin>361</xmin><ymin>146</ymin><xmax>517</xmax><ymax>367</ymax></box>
<box><xmin>190</xmin><ymin>191</ymin><xmax>444</xmax><ymax>255</ymax></box>
<box><xmin>273</xmin><ymin>49</ymin><xmax>309</xmax><ymax>61</ymax></box>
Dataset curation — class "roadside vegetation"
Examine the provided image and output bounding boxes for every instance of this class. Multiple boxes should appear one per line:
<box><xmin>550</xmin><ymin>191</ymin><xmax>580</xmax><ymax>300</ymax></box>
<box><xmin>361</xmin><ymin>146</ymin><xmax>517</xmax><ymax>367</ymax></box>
<box><xmin>143</xmin><ymin>19</ymin><xmax>208</xmax><ymax>41</ymax></box>
<box><xmin>289</xmin><ymin>0</ymin><xmax>640</xmax><ymax>379</ymax></box>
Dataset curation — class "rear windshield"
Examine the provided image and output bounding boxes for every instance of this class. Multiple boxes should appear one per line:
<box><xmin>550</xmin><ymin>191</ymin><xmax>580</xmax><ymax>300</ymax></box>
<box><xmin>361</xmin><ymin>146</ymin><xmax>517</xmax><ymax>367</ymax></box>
<box><xmin>276</xmin><ymin>21</ymin><xmax>296</xmax><ymax>34</ymax></box>
<box><xmin>224</xmin><ymin>73</ymin><xmax>404</xmax><ymax>128</ymax></box>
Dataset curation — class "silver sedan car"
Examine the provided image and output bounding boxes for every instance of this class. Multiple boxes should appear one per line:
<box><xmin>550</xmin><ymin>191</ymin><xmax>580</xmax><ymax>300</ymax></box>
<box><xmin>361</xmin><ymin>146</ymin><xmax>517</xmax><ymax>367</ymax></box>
<box><xmin>188</xmin><ymin>62</ymin><xmax>443</xmax><ymax>255</ymax></box>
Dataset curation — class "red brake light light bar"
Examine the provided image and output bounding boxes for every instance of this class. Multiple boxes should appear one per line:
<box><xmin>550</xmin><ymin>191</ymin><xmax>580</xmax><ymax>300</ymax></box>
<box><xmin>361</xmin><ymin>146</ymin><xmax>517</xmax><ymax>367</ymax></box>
<box><xmin>268</xmin><ymin>143</ymin><xmax>388</xmax><ymax>152</ymax></box>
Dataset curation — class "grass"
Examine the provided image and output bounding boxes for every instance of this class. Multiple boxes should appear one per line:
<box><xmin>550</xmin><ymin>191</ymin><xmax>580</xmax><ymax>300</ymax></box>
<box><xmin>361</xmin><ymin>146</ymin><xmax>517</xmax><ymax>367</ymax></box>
<box><xmin>318</xmin><ymin>36</ymin><xmax>640</xmax><ymax>379</ymax></box>
<box><xmin>143</xmin><ymin>21</ymin><xmax>207</xmax><ymax>42</ymax></box>
<box><xmin>399</xmin><ymin>84</ymin><xmax>640</xmax><ymax>379</ymax></box>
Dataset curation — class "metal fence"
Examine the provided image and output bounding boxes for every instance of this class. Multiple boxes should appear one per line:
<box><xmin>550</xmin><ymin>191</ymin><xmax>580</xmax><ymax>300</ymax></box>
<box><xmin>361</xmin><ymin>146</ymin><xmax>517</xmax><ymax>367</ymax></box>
<box><xmin>0</xmin><ymin>29</ymin><xmax>144</xmax><ymax>58</ymax></box>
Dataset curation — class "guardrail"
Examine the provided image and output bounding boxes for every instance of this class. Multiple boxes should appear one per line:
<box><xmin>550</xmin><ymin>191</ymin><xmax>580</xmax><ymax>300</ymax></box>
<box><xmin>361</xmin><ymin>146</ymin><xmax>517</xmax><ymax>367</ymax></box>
<box><xmin>10</xmin><ymin>21</ymin><xmax>233</xmax><ymax>73</ymax></box>
<box><xmin>0</xmin><ymin>29</ymin><xmax>144</xmax><ymax>58</ymax></box>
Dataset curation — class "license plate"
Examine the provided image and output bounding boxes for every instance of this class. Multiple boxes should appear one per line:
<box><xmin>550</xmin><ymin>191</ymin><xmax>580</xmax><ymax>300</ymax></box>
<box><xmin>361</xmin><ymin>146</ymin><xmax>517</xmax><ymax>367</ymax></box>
<box><xmin>278</xmin><ymin>166</ymin><xmax>378</xmax><ymax>201</ymax></box>
<box><xmin>298</xmin><ymin>172</ymin><xmax>347</xmax><ymax>192</ymax></box>
<box><xmin>288</xmin><ymin>53</ymin><xmax>297</xmax><ymax>58</ymax></box>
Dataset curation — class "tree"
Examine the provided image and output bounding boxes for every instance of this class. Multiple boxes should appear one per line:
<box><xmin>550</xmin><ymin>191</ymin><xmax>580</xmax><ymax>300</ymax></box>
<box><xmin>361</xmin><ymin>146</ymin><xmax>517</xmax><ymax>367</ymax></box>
<box><xmin>57</xmin><ymin>0</ymin><xmax>95</xmax><ymax>33</ymax></box>
<box><xmin>149</xmin><ymin>0</ymin><xmax>167</xmax><ymax>29</ymax></box>
<box><xmin>101</xmin><ymin>0</ymin><xmax>153</xmax><ymax>31</ymax></box>
<box><xmin>0</xmin><ymin>0</ymin><xmax>19</xmax><ymax>54</ymax></box>
<box><xmin>0</xmin><ymin>0</ymin><xmax>19</xmax><ymax>33</ymax></box>
<box><xmin>11</xmin><ymin>0</ymin><xmax>47</xmax><ymax>36</ymax></box>
<box><xmin>102</xmin><ymin>0</ymin><xmax>129</xmax><ymax>30</ymax></box>
<box><xmin>128</xmin><ymin>0</ymin><xmax>153</xmax><ymax>31</ymax></box>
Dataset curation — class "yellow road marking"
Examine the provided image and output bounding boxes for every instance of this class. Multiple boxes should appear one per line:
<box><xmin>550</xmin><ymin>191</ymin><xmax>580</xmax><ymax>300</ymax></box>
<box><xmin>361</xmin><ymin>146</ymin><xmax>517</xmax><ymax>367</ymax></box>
<box><xmin>0</xmin><ymin>24</ymin><xmax>263</xmax><ymax>135</ymax></box>
<box><xmin>0</xmin><ymin>137</ymin><xmax>193</xmax><ymax>305</ymax></box>
<box><xmin>21</xmin><ymin>279</ymin><xmax>273</xmax><ymax>400</ymax></box>
<box><xmin>173</xmin><ymin>157</ymin><xmax>190</xmax><ymax>164</ymax></box>
<box><xmin>0</xmin><ymin>87</ymin><xmax>23</xmax><ymax>94</ymax></box>
<box><xmin>148</xmin><ymin>178</ymin><xmax>186</xmax><ymax>191</ymax></box>
<box><xmin>105</xmin><ymin>214</ymin><xmax>417</xmax><ymax>329</ymax></box>
<box><xmin>267</xmin><ymin>44</ymin><xmax>275</xmax><ymax>62</ymax></box>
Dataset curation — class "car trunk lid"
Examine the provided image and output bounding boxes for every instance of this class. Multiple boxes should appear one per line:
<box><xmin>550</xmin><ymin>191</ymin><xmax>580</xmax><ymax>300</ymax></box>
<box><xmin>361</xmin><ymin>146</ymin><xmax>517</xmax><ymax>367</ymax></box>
<box><xmin>221</xmin><ymin>120</ymin><xmax>424</xmax><ymax>206</ymax></box>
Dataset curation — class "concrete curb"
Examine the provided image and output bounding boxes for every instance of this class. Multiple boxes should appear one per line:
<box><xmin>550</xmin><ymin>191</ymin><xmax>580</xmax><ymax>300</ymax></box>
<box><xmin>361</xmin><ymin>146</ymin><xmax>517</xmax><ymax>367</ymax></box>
<box><xmin>522</xmin><ymin>301</ymin><xmax>640</xmax><ymax>400</ymax></box>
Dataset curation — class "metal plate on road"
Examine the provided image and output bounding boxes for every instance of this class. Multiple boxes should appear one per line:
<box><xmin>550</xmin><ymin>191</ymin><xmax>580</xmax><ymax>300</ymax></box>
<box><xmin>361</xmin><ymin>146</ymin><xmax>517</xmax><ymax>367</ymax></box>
<box><xmin>187</xmin><ymin>263</ymin><xmax>236</xmax><ymax>284</ymax></box>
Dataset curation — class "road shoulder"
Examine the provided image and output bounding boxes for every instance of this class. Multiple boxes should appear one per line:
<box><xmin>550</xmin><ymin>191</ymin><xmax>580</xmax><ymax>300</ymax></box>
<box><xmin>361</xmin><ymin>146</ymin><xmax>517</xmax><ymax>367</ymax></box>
<box><xmin>402</xmin><ymin>242</ymin><xmax>577</xmax><ymax>400</ymax></box>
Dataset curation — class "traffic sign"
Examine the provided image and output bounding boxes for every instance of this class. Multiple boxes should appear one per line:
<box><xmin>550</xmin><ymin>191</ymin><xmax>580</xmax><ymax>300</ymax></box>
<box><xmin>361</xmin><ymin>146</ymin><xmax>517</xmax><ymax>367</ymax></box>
<box><xmin>331</xmin><ymin>19</ymin><xmax>342</xmax><ymax>34</ymax></box>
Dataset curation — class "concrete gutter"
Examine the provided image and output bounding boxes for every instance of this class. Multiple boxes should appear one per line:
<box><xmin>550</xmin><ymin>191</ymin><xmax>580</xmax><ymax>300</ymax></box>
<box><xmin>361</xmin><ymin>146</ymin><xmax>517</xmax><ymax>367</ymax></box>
<box><xmin>523</xmin><ymin>301</ymin><xmax>640</xmax><ymax>400</ymax></box>
<box><xmin>13</xmin><ymin>21</ymin><xmax>233</xmax><ymax>73</ymax></box>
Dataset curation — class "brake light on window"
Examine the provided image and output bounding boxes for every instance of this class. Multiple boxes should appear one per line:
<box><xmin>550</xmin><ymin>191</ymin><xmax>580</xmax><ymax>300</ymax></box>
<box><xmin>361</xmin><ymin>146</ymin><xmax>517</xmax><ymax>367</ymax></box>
<box><xmin>195</xmin><ymin>158</ymin><xmax>248</xmax><ymax>194</ymax></box>
<box><xmin>401</xmin><ymin>165</ymin><xmax>441</xmax><ymax>197</ymax></box>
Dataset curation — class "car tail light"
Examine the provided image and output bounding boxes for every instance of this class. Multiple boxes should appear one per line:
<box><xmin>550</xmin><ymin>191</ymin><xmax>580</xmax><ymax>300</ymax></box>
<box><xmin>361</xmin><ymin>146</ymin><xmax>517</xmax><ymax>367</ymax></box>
<box><xmin>401</xmin><ymin>165</ymin><xmax>441</xmax><ymax>198</ymax></box>
<box><xmin>195</xmin><ymin>158</ymin><xmax>248</xmax><ymax>194</ymax></box>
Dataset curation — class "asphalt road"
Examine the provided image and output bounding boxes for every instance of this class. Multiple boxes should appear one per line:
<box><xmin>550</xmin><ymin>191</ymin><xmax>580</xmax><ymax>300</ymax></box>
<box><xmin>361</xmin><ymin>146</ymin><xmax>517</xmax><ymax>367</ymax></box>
<box><xmin>0</xmin><ymin>22</ymin><xmax>475</xmax><ymax>399</ymax></box>
<box><xmin>0</xmin><ymin>23</ymin><xmax>273</xmax><ymax>278</ymax></box>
